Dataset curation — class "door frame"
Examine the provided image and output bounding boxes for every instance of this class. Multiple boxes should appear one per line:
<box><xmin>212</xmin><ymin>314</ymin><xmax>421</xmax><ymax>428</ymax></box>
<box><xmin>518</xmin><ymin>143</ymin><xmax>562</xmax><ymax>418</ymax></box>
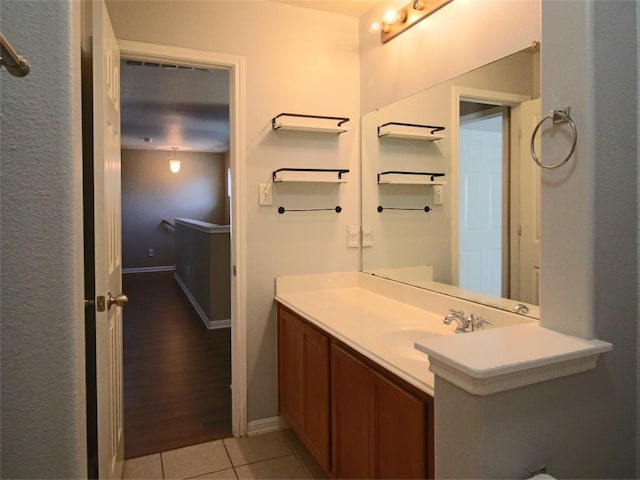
<box><xmin>450</xmin><ymin>87</ymin><xmax>530</xmax><ymax>288</ymax></box>
<box><xmin>118</xmin><ymin>40</ymin><xmax>248</xmax><ymax>436</ymax></box>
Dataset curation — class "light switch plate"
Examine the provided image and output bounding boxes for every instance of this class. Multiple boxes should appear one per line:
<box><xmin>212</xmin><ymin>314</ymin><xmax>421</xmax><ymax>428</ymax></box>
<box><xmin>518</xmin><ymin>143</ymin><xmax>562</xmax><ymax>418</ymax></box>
<box><xmin>259</xmin><ymin>183</ymin><xmax>272</xmax><ymax>205</ymax></box>
<box><xmin>433</xmin><ymin>185</ymin><xmax>444</xmax><ymax>205</ymax></box>
<box><xmin>362</xmin><ymin>226</ymin><xmax>373</xmax><ymax>247</ymax></box>
<box><xmin>347</xmin><ymin>225</ymin><xmax>360</xmax><ymax>247</ymax></box>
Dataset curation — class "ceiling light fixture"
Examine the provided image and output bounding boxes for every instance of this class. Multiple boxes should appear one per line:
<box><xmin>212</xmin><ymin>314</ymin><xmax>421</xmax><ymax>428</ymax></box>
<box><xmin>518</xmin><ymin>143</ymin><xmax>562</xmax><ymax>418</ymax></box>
<box><xmin>168</xmin><ymin>147</ymin><xmax>181</xmax><ymax>173</ymax></box>
<box><xmin>370</xmin><ymin>0</ymin><xmax>452</xmax><ymax>43</ymax></box>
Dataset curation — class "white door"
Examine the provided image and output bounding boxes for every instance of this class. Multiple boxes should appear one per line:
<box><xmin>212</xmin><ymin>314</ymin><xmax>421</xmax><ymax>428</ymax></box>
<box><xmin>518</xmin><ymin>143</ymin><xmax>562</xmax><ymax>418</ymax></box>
<box><xmin>458</xmin><ymin>114</ymin><xmax>504</xmax><ymax>297</ymax></box>
<box><xmin>93</xmin><ymin>2</ymin><xmax>125</xmax><ymax>478</ymax></box>
<box><xmin>515</xmin><ymin>98</ymin><xmax>541</xmax><ymax>304</ymax></box>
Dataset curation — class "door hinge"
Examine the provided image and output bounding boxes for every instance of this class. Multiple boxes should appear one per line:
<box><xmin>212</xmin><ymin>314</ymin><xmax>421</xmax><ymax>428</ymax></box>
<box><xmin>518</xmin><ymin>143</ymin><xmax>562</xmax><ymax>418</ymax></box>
<box><xmin>233</xmin><ymin>265</ymin><xmax>237</xmax><ymax>276</ymax></box>
<box><xmin>96</xmin><ymin>295</ymin><xmax>106</xmax><ymax>312</ymax></box>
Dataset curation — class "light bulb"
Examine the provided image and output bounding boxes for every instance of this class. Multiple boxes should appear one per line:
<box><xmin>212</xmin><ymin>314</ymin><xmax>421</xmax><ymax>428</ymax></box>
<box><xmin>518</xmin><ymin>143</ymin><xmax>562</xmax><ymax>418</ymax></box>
<box><xmin>369</xmin><ymin>20</ymin><xmax>382</xmax><ymax>33</ymax></box>
<box><xmin>383</xmin><ymin>10</ymin><xmax>398</xmax><ymax>23</ymax></box>
<box><xmin>169</xmin><ymin>159</ymin><xmax>181</xmax><ymax>173</ymax></box>
<box><xmin>168</xmin><ymin>147</ymin><xmax>180</xmax><ymax>173</ymax></box>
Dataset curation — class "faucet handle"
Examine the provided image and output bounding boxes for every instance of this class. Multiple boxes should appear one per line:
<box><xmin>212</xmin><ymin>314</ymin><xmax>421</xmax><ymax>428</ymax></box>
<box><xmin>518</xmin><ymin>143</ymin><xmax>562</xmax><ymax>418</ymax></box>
<box><xmin>448</xmin><ymin>308</ymin><xmax>464</xmax><ymax>316</ymax></box>
<box><xmin>472</xmin><ymin>315</ymin><xmax>493</xmax><ymax>331</ymax></box>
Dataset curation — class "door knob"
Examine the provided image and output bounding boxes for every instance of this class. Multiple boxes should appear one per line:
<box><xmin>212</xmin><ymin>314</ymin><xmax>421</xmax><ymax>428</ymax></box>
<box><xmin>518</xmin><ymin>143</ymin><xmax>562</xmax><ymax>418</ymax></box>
<box><xmin>107</xmin><ymin>292</ymin><xmax>128</xmax><ymax>310</ymax></box>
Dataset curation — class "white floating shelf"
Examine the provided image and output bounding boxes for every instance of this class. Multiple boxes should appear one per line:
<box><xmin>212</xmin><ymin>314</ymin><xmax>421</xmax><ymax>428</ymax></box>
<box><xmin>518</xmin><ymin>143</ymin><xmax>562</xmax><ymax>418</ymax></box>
<box><xmin>272</xmin><ymin>113</ymin><xmax>350</xmax><ymax>134</ymax></box>
<box><xmin>273</xmin><ymin>168</ymin><xmax>349</xmax><ymax>183</ymax></box>
<box><xmin>377</xmin><ymin>122</ymin><xmax>445</xmax><ymax>141</ymax></box>
<box><xmin>377</xmin><ymin>171</ymin><xmax>446</xmax><ymax>185</ymax></box>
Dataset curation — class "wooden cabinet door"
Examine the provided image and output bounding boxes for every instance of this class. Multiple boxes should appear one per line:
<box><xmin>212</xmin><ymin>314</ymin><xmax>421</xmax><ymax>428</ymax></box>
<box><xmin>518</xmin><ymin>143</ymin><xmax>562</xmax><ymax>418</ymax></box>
<box><xmin>331</xmin><ymin>344</ymin><xmax>376</xmax><ymax>479</ymax></box>
<box><xmin>277</xmin><ymin>306</ymin><xmax>303</xmax><ymax>433</ymax></box>
<box><xmin>301</xmin><ymin>323</ymin><xmax>330</xmax><ymax>471</ymax></box>
<box><xmin>375</xmin><ymin>372</ymin><xmax>428</xmax><ymax>479</ymax></box>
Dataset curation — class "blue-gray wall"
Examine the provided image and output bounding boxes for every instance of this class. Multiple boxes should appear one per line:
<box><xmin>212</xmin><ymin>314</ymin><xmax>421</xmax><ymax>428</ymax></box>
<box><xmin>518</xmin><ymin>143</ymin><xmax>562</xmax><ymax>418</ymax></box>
<box><xmin>0</xmin><ymin>1</ymin><xmax>87</xmax><ymax>478</ymax></box>
<box><xmin>121</xmin><ymin>149</ymin><xmax>227</xmax><ymax>269</ymax></box>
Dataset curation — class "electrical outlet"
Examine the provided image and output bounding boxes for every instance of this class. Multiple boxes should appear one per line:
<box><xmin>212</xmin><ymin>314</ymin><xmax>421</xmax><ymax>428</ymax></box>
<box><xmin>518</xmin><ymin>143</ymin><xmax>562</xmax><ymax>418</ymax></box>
<box><xmin>347</xmin><ymin>225</ymin><xmax>360</xmax><ymax>247</ymax></box>
<box><xmin>259</xmin><ymin>183</ymin><xmax>272</xmax><ymax>206</ymax></box>
<box><xmin>433</xmin><ymin>185</ymin><xmax>444</xmax><ymax>205</ymax></box>
<box><xmin>147</xmin><ymin>248</ymin><xmax>155</xmax><ymax>257</ymax></box>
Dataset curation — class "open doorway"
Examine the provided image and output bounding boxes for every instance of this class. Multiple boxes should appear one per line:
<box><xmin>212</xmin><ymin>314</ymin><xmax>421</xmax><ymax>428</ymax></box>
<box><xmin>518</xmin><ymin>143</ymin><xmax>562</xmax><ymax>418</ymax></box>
<box><xmin>119</xmin><ymin>57</ymin><xmax>233</xmax><ymax>458</ymax></box>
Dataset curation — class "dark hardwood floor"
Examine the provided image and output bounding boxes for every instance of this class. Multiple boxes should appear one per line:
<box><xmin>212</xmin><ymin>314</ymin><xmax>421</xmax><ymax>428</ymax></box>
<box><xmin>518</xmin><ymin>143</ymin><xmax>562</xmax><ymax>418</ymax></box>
<box><xmin>123</xmin><ymin>271</ymin><xmax>232</xmax><ymax>459</ymax></box>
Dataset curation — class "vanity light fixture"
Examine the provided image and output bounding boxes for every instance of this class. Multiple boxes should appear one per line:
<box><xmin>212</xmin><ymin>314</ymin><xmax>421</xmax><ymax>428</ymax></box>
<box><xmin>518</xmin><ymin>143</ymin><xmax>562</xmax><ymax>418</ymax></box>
<box><xmin>370</xmin><ymin>0</ymin><xmax>452</xmax><ymax>43</ymax></box>
<box><xmin>168</xmin><ymin>147</ymin><xmax>181</xmax><ymax>173</ymax></box>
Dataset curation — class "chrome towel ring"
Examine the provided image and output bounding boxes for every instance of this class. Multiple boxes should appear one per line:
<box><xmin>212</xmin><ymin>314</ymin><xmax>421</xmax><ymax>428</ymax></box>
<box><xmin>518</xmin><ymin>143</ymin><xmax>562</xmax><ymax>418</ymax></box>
<box><xmin>530</xmin><ymin>107</ymin><xmax>577</xmax><ymax>169</ymax></box>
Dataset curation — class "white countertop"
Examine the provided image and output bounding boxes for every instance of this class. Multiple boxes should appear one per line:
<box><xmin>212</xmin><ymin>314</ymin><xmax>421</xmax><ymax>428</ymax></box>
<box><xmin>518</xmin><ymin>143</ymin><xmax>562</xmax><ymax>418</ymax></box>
<box><xmin>415</xmin><ymin>323</ymin><xmax>612</xmax><ymax>395</ymax></box>
<box><xmin>276</xmin><ymin>271</ymin><xmax>613</xmax><ymax>397</ymax></box>
<box><xmin>277</xmin><ymin>284</ymin><xmax>452</xmax><ymax>396</ymax></box>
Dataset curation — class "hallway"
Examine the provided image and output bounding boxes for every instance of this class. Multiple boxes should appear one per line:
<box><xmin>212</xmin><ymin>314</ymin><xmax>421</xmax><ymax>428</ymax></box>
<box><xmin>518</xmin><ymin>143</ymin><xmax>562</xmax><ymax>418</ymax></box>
<box><xmin>123</xmin><ymin>271</ymin><xmax>232</xmax><ymax>459</ymax></box>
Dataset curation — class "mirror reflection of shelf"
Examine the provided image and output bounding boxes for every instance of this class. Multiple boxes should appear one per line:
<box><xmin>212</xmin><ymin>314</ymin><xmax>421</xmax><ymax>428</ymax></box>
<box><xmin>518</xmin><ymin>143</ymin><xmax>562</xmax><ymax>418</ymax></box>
<box><xmin>377</xmin><ymin>122</ymin><xmax>445</xmax><ymax>140</ymax></box>
<box><xmin>377</xmin><ymin>171</ymin><xmax>445</xmax><ymax>185</ymax></box>
<box><xmin>272</xmin><ymin>113</ymin><xmax>350</xmax><ymax>134</ymax></box>
<box><xmin>273</xmin><ymin>168</ymin><xmax>350</xmax><ymax>183</ymax></box>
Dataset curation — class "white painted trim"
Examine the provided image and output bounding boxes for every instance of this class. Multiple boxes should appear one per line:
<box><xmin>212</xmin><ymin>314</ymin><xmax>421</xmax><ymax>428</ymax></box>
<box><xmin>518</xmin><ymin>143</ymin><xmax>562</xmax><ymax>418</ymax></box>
<box><xmin>117</xmin><ymin>40</ymin><xmax>248</xmax><ymax>437</ymax></box>
<box><xmin>122</xmin><ymin>265</ymin><xmax>175</xmax><ymax>274</ymax></box>
<box><xmin>247</xmin><ymin>416</ymin><xmax>288</xmax><ymax>437</ymax></box>
<box><xmin>174</xmin><ymin>274</ymin><xmax>231</xmax><ymax>330</ymax></box>
<box><xmin>174</xmin><ymin>217</ymin><xmax>230</xmax><ymax>234</ymax></box>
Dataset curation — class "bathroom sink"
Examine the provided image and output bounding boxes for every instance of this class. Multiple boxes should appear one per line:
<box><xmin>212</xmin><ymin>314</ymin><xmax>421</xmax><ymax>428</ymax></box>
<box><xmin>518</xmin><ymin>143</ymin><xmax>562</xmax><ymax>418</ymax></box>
<box><xmin>382</xmin><ymin>327</ymin><xmax>442</xmax><ymax>361</ymax></box>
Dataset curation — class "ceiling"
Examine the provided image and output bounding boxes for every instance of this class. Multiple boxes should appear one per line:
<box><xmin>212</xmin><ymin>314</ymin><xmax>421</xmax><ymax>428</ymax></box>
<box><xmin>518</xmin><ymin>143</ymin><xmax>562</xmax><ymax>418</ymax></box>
<box><xmin>120</xmin><ymin>60</ymin><xmax>230</xmax><ymax>153</ymax></box>
<box><xmin>274</xmin><ymin>1</ymin><xmax>381</xmax><ymax>17</ymax></box>
<box><xmin>120</xmin><ymin>1</ymin><xmax>383</xmax><ymax>154</ymax></box>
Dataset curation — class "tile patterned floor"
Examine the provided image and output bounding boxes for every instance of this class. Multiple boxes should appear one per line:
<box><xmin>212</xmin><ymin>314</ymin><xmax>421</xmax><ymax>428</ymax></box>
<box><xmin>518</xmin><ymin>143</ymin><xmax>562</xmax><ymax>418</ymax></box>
<box><xmin>122</xmin><ymin>430</ymin><xmax>327</xmax><ymax>480</ymax></box>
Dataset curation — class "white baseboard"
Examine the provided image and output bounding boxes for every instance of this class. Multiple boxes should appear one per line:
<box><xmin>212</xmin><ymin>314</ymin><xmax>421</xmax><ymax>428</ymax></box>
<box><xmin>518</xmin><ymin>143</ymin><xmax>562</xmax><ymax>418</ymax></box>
<box><xmin>247</xmin><ymin>416</ymin><xmax>288</xmax><ymax>437</ymax></box>
<box><xmin>174</xmin><ymin>273</ymin><xmax>231</xmax><ymax>330</ymax></box>
<box><xmin>123</xmin><ymin>265</ymin><xmax>175</xmax><ymax>274</ymax></box>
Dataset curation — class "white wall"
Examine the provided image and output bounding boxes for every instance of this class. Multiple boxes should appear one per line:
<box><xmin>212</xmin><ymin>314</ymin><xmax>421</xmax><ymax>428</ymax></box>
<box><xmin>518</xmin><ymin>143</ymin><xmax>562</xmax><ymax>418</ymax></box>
<box><xmin>359</xmin><ymin>0</ymin><xmax>540</xmax><ymax>113</ymax></box>
<box><xmin>0</xmin><ymin>1</ymin><xmax>87</xmax><ymax>478</ymax></box>
<box><xmin>106</xmin><ymin>0</ymin><xmax>361</xmax><ymax>421</ymax></box>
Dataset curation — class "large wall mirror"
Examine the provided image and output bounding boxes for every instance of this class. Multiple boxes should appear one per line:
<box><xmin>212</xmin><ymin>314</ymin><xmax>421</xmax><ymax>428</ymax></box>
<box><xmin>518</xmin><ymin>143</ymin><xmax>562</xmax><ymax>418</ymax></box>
<box><xmin>361</xmin><ymin>46</ymin><xmax>541</xmax><ymax>318</ymax></box>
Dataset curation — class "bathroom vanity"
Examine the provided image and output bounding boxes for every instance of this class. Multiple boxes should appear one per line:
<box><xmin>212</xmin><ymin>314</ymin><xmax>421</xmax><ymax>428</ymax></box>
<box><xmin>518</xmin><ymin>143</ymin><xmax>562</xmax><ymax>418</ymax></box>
<box><xmin>277</xmin><ymin>303</ymin><xmax>433</xmax><ymax>478</ymax></box>
<box><xmin>275</xmin><ymin>271</ymin><xmax>533</xmax><ymax>478</ymax></box>
<box><xmin>275</xmin><ymin>271</ymin><xmax>611</xmax><ymax>478</ymax></box>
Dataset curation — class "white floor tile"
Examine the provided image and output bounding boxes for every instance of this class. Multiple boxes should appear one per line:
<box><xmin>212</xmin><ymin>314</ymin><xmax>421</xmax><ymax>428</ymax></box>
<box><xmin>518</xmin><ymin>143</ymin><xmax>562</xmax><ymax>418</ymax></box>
<box><xmin>162</xmin><ymin>440</ymin><xmax>232</xmax><ymax>479</ymax></box>
<box><xmin>223</xmin><ymin>431</ymin><xmax>292</xmax><ymax>467</ymax></box>
<box><xmin>234</xmin><ymin>455</ymin><xmax>309</xmax><ymax>480</ymax></box>
<box><xmin>122</xmin><ymin>453</ymin><xmax>164</xmax><ymax>479</ymax></box>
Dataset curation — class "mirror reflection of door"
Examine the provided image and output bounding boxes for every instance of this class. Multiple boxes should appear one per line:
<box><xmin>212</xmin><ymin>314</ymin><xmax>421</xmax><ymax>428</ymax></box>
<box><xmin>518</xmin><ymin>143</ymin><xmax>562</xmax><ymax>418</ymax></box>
<box><xmin>458</xmin><ymin>104</ymin><xmax>509</xmax><ymax>298</ymax></box>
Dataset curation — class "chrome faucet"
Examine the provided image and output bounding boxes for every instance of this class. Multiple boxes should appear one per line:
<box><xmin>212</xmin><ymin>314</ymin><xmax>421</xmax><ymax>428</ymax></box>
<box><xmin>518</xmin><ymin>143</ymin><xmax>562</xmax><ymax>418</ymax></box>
<box><xmin>469</xmin><ymin>313</ymin><xmax>492</xmax><ymax>331</ymax></box>
<box><xmin>513</xmin><ymin>303</ymin><xmax>530</xmax><ymax>315</ymax></box>
<box><xmin>443</xmin><ymin>309</ymin><xmax>470</xmax><ymax>333</ymax></box>
<box><xmin>443</xmin><ymin>309</ymin><xmax>492</xmax><ymax>333</ymax></box>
